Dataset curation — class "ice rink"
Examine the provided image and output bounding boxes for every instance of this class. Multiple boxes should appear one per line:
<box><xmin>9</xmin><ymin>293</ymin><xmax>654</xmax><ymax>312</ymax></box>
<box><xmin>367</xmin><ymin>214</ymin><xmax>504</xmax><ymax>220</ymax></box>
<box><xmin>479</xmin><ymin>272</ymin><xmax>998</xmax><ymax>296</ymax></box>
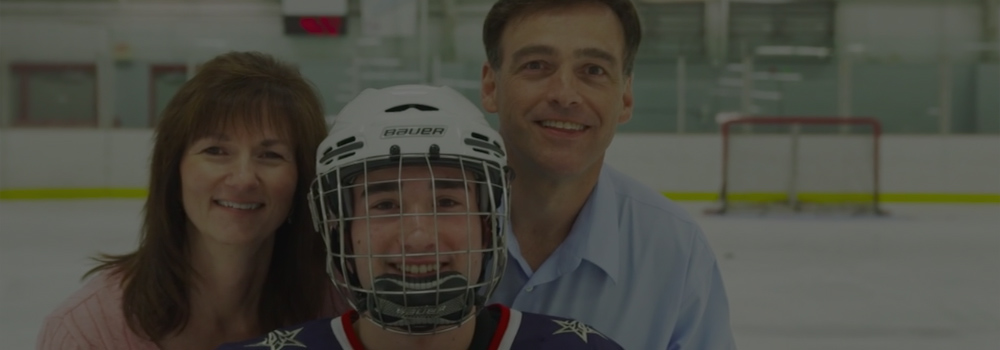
<box><xmin>2</xmin><ymin>199</ymin><xmax>998</xmax><ymax>350</ymax></box>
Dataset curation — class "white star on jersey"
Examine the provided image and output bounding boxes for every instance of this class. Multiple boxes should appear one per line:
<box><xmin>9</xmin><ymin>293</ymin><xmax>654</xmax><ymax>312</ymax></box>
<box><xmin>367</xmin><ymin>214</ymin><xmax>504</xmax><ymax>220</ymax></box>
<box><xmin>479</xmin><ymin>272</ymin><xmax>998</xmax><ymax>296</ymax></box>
<box><xmin>245</xmin><ymin>327</ymin><xmax>307</xmax><ymax>350</ymax></box>
<box><xmin>552</xmin><ymin>319</ymin><xmax>605</xmax><ymax>343</ymax></box>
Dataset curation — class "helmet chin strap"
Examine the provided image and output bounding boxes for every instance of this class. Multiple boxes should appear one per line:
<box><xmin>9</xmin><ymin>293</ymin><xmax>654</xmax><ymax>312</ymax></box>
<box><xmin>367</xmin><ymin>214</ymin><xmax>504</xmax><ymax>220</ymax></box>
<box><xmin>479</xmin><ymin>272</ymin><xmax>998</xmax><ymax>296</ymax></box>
<box><xmin>358</xmin><ymin>272</ymin><xmax>477</xmax><ymax>333</ymax></box>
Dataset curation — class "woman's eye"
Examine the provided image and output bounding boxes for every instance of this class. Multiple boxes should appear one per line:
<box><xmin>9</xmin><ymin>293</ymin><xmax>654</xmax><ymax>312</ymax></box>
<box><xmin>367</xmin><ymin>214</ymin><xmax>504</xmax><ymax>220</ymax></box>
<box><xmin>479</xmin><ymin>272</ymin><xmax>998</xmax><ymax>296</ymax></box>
<box><xmin>202</xmin><ymin>147</ymin><xmax>224</xmax><ymax>155</ymax></box>
<box><xmin>263</xmin><ymin>151</ymin><xmax>285</xmax><ymax>159</ymax></box>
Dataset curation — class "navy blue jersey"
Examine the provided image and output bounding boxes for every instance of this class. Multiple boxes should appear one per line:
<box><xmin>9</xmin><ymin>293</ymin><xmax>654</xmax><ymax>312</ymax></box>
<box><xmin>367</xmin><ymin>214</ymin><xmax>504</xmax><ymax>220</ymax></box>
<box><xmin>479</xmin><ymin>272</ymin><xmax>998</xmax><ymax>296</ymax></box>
<box><xmin>217</xmin><ymin>304</ymin><xmax>622</xmax><ymax>350</ymax></box>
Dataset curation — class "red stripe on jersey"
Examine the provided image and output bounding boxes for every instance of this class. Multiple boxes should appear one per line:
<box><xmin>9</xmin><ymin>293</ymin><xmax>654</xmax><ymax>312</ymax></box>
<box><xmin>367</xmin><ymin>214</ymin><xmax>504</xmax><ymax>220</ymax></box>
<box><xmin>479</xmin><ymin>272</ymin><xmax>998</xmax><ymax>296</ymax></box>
<box><xmin>342</xmin><ymin>310</ymin><xmax>366</xmax><ymax>349</ymax></box>
<box><xmin>488</xmin><ymin>305</ymin><xmax>512</xmax><ymax>350</ymax></box>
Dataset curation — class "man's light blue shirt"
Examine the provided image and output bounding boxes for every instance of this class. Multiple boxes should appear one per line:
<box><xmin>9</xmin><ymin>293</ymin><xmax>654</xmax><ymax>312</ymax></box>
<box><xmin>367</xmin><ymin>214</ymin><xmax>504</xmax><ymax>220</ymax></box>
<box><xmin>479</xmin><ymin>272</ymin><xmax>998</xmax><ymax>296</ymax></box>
<box><xmin>488</xmin><ymin>164</ymin><xmax>736</xmax><ymax>350</ymax></box>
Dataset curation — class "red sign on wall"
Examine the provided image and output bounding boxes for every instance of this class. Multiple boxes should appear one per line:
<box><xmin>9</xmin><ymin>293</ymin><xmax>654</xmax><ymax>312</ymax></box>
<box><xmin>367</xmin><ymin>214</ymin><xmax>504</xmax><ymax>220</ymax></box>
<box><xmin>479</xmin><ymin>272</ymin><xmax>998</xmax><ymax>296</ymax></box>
<box><xmin>283</xmin><ymin>16</ymin><xmax>345</xmax><ymax>36</ymax></box>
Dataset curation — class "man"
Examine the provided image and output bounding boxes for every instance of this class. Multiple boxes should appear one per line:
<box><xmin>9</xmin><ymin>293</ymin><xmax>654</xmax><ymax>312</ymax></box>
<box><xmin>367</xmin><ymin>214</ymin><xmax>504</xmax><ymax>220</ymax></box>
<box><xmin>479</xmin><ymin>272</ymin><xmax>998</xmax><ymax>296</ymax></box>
<box><xmin>480</xmin><ymin>1</ymin><xmax>737</xmax><ymax>349</ymax></box>
<box><xmin>217</xmin><ymin>85</ymin><xmax>624</xmax><ymax>349</ymax></box>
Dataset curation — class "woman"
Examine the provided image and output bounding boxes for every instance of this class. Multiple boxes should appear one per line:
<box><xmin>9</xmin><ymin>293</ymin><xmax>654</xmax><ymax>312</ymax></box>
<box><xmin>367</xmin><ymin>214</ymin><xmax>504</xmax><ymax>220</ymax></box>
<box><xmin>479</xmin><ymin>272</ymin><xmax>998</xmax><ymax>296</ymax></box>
<box><xmin>37</xmin><ymin>51</ymin><xmax>347</xmax><ymax>349</ymax></box>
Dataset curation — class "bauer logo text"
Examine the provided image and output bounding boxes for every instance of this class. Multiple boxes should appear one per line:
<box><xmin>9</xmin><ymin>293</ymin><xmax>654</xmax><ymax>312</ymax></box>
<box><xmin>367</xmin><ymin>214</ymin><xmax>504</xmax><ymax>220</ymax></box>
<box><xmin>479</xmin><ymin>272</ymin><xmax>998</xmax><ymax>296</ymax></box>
<box><xmin>381</xmin><ymin>126</ymin><xmax>447</xmax><ymax>138</ymax></box>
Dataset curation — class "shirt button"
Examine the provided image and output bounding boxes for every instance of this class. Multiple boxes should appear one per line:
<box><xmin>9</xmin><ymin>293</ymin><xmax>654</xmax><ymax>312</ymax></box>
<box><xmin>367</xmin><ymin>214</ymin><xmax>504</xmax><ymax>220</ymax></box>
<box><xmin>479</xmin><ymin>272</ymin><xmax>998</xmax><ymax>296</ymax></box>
<box><xmin>525</xmin><ymin>286</ymin><xmax>534</xmax><ymax>292</ymax></box>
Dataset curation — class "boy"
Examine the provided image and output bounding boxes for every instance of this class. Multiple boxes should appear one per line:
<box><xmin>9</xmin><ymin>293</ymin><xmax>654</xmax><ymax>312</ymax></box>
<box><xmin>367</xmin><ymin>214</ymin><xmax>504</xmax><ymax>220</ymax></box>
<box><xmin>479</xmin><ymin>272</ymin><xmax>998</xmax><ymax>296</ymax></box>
<box><xmin>217</xmin><ymin>85</ymin><xmax>623</xmax><ymax>350</ymax></box>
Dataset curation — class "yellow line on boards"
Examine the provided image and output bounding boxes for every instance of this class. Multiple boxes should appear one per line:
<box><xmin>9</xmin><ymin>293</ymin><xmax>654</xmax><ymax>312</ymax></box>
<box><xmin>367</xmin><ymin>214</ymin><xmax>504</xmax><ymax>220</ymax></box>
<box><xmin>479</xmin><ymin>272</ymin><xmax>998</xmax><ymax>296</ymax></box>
<box><xmin>0</xmin><ymin>188</ymin><xmax>997</xmax><ymax>203</ymax></box>
<box><xmin>0</xmin><ymin>188</ymin><xmax>148</xmax><ymax>200</ymax></box>
<box><xmin>660</xmin><ymin>192</ymin><xmax>1000</xmax><ymax>204</ymax></box>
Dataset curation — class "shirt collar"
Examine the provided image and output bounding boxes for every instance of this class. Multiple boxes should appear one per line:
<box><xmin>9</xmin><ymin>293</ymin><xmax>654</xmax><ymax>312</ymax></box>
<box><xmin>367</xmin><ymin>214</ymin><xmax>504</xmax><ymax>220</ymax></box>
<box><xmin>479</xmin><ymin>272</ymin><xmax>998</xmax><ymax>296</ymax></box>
<box><xmin>569</xmin><ymin>164</ymin><xmax>620</xmax><ymax>284</ymax></box>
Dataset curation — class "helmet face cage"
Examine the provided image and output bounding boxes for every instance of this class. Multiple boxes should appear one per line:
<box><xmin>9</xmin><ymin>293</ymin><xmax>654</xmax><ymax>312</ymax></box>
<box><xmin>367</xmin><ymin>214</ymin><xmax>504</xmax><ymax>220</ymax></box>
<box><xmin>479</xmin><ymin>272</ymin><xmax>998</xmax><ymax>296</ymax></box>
<box><xmin>308</xmin><ymin>152</ymin><xmax>510</xmax><ymax>335</ymax></box>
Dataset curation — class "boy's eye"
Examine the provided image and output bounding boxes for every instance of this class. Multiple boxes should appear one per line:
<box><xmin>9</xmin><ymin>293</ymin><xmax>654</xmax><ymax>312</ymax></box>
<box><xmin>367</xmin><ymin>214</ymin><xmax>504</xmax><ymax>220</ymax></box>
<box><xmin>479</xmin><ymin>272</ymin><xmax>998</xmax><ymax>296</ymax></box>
<box><xmin>371</xmin><ymin>201</ymin><xmax>397</xmax><ymax>211</ymax></box>
<box><xmin>438</xmin><ymin>199</ymin><xmax>459</xmax><ymax>207</ymax></box>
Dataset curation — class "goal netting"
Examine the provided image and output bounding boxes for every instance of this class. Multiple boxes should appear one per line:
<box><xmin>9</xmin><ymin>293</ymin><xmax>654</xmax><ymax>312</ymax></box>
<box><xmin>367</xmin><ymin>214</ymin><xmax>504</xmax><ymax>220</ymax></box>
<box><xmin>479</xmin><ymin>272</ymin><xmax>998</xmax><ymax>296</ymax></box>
<box><xmin>707</xmin><ymin>116</ymin><xmax>886</xmax><ymax>216</ymax></box>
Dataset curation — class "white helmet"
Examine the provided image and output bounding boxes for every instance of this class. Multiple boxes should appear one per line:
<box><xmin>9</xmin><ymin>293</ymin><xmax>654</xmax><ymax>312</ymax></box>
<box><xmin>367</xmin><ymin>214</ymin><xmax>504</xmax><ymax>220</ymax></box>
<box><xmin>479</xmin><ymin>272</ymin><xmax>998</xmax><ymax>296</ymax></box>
<box><xmin>307</xmin><ymin>85</ymin><xmax>511</xmax><ymax>335</ymax></box>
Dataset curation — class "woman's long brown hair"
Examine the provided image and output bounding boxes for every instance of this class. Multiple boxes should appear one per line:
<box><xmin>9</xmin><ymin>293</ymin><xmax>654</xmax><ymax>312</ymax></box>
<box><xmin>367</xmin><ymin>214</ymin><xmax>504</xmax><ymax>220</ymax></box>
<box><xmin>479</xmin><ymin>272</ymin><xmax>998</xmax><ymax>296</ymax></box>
<box><xmin>86</xmin><ymin>51</ymin><xmax>330</xmax><ymax>341</ymax></box>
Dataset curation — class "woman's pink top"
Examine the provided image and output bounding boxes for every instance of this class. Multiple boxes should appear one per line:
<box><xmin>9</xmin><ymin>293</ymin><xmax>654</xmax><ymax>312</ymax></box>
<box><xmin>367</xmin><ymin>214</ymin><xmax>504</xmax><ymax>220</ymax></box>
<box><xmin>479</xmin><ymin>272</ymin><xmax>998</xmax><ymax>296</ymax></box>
<box><xmin>36</xmin><ymin>272</ymin><xmax>349</xmax><ymax>349</ymax></box>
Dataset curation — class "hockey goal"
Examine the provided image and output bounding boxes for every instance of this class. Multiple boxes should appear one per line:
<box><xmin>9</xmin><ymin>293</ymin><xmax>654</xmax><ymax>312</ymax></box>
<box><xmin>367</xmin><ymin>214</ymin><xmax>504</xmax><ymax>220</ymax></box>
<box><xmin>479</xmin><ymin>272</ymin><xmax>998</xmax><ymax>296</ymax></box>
<box><xmin>707</xmin><ymin>116</ymin><xmax>887</xmax><ymax>215</ymax></box>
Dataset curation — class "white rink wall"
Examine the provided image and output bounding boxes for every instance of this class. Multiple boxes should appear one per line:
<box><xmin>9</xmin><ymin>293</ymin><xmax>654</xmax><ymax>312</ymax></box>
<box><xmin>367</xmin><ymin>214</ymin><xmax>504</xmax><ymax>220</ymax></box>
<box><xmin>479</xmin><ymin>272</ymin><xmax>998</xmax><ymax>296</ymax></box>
<box><xmin>605</xmin><ymin>133</ymin><xmax>1000</xmax><ymax>195</ymax></box>
<box><xmin>1</xmin><ymin>128</ymin><xmax>998</xmax><ymax>197</ymax></box>
<box><xmin>0</xmin><ymin>129</ymin><xmax>153</xmax><ymax>190</ymax></box>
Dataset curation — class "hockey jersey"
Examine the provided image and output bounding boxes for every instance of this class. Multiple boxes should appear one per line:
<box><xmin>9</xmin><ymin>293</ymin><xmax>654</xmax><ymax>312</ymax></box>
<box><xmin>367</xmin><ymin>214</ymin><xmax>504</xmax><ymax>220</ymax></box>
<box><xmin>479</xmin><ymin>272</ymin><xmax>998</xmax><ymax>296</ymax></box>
<box><xmin>217</xmin><ymin>304</ymin><xmax>622</xmax><ymax>350</ymax></box>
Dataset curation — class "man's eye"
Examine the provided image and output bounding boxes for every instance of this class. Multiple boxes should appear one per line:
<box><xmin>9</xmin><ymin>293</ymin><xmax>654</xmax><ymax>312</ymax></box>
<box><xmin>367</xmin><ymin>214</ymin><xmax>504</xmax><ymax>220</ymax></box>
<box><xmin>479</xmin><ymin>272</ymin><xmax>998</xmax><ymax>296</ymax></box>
<box><xmin>525</xmin><ymin>61</ymin><xmax>544</xmax><ymax>70</ymax></box>
<box><xmin>586</xmin><ymin>65</ymin><xmax>605</xmax><ymax>75</ymax></box>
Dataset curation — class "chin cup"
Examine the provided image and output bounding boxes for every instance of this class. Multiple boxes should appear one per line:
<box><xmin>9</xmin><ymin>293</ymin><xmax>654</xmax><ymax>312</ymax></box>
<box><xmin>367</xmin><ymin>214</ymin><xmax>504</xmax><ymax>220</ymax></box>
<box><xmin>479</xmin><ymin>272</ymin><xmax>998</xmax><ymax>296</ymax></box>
<box><xmin>362</xmin><ymin>271</ymin><xmax>474</xmax><ymax>333</ymax></box>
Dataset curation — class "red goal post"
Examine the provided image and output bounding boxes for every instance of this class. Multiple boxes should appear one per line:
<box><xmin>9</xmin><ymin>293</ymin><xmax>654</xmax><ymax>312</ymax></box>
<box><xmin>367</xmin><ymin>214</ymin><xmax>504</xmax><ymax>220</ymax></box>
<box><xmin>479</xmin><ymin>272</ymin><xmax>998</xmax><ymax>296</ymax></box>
<box><xmin>707</xmin><ymin>116</ymin><xmax>887</xmax><ymax>215</ymax></box>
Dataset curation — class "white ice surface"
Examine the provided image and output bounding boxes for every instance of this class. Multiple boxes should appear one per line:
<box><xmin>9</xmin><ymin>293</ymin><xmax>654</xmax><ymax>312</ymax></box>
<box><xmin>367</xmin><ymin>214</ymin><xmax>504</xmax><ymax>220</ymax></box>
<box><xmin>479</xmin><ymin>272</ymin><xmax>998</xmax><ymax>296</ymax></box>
<box><xmin>2</xmin><ymin>200</ymin><xmax>998</xmax><ymax>350</ymax></box>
